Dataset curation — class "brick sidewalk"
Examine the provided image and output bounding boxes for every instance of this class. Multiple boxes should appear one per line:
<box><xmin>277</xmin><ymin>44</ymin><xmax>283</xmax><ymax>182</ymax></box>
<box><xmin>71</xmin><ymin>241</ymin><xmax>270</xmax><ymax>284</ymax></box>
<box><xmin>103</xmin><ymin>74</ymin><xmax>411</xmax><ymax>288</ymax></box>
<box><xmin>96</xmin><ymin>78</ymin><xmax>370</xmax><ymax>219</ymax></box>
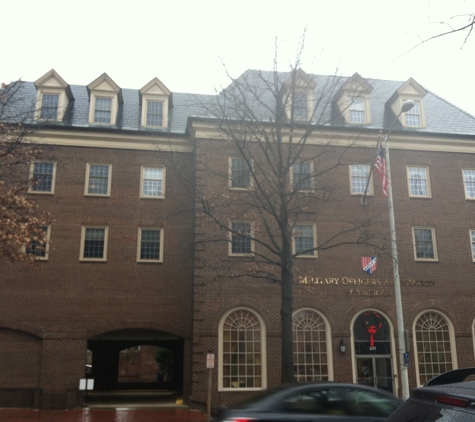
<box><xmin>0</xmin><ymin>408</ymin><xmax>208</xmax><ymax>422</ymax></box>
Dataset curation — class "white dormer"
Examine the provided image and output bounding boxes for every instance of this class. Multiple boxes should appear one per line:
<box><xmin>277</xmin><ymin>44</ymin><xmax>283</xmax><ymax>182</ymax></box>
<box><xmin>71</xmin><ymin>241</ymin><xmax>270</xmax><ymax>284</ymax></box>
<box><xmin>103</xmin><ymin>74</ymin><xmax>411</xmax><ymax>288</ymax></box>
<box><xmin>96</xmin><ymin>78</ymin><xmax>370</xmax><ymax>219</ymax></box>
<box><xmin>389</xmin><ymin>78</ymin><xmax>427</xmax><ymax>128</ymax></box>
<box><xmin>34</xmin><ymin>69</ymin><xmax>73</xmax><ymax>122</ymax></box>
<box><xmin>281</xmin><ymin>68</ymin><xmax>316</xmax><ymax>121</ymax></box>
<box><xmin>139</xmin><ymin>78</ymin><xmax>172</xmax><ymax>129</ymax></box>
<box><xmin>87</xmin><ymin>73</ymin><xmax>122</xmax><ymax>125</ymax></box>
<box><xmin>334</xmin><ymin>73</ymin><xmax>373</xmax><ymax>125</ymax></box>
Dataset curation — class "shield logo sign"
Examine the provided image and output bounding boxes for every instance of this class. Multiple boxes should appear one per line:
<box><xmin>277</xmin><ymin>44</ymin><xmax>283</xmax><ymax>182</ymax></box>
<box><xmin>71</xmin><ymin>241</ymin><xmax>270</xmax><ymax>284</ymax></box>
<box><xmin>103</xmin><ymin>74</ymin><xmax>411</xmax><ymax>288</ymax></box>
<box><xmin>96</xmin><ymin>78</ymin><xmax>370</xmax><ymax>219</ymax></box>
<box><xmin>361</xmin><ymin>256</ymin><xmax>377</xmax><ymax>275</ymax></box>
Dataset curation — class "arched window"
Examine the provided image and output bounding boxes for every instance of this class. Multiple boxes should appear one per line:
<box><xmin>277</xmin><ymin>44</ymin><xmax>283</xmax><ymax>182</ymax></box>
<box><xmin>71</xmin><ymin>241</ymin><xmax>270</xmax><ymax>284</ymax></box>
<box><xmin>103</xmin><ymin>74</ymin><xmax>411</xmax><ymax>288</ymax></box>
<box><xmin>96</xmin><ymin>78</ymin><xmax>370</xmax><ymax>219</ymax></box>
<box><xmin>414</xmin><ymin>311</ymin><xmax>455</xmax><ymax>385</ymax></box>
<box><xmin>293</xmin><ymin>309</ymin><xmax>330</xmax><ymax>381</ymax></box>
<box><xmin>219</xmin><ymin>308</ymin><xmax>266</xmax><ymax>390</ymax></box>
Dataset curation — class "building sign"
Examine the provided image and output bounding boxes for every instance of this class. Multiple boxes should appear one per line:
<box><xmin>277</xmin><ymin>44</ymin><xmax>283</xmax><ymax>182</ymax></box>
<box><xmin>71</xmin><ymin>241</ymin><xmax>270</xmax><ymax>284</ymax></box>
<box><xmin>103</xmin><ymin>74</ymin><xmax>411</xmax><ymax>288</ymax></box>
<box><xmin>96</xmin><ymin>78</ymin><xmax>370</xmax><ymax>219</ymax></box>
<box><xmin>361</xmin><ymin>256</ymin><xmax>377</xmax><ymax>274</ymax></box>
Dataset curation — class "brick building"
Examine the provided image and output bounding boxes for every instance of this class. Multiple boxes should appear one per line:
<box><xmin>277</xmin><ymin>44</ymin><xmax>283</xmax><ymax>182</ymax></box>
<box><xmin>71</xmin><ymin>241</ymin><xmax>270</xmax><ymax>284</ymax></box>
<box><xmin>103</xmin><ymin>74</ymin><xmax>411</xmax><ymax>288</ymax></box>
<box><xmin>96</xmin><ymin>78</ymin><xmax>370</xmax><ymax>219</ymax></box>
<box><xmin>1</xmin><ymin>68</ymin><xmax>475</xmax><ymax>409</ymax></box>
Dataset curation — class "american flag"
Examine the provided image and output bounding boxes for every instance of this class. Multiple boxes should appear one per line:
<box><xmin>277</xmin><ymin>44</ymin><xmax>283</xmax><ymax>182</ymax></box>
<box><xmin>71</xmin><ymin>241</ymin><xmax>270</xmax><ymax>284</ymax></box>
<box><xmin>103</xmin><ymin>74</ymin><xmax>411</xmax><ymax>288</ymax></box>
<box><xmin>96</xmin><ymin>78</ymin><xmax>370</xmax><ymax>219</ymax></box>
<box><xmin>361</xmin><ymin>256</ymin><xmax>378</xmax><ymax>275</ymax></box>
<box><xmin>374</xmin><ymin>138</ymin><xmax>387</xmax><ymax>197</ymax></box>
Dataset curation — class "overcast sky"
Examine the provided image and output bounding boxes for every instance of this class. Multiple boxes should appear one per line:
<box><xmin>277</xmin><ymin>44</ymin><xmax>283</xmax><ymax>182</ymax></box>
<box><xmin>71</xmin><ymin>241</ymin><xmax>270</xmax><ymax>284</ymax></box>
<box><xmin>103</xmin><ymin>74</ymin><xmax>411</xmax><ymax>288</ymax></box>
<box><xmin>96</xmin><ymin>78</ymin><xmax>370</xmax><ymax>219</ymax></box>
<box><xmin>2</xmin><ymin>0</ymin><xmax>474</xmax><ymax>115</ymax></box>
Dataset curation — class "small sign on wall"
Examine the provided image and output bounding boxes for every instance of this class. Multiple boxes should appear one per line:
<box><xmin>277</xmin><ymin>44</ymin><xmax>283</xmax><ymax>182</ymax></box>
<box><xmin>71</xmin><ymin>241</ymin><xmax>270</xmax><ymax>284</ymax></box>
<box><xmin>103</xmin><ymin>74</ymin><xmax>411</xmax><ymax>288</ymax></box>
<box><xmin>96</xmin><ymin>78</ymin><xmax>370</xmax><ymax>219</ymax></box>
<box><xmin>206</xmin><ymin>353</ymin><xmax>215</xmax><ymax>369</ymax></box>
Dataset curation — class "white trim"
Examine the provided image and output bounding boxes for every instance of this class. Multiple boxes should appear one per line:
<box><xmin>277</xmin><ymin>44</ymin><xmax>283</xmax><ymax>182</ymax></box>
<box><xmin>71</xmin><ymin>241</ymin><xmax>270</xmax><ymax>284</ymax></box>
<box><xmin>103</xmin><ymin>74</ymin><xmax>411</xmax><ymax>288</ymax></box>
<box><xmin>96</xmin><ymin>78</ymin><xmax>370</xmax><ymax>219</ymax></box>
<box><xmin>349</xmin><ymin>309</ymin><xmax>398</xmax><ymax>396</ymax></box>
<box><xmin>406</xmin><ymin>166</ymin><xmax>431</xmax><ymax>198</ymax></box>
<box><xmin>228</xmin><ymin>221</ymin><xmax>254</xmax><ymax>256</ymax></box>
<box><xmin>28</xmin><ymin>161</ymin><xmax>57</xmax><ymax>194</ymax></box>
<box><xmin>412</xmin><ymin>309</ymin><xmax>458</xmax><ymax>387</ymax></box>
<box><xmin>293</xmin><ymin>223</ymin><xmax>318</xmax><ymax>258</ymax></box>
<box><xmin>218</xmin><ymin>307</ymin><xmax>267</xmax><ymax>391</ymax></box>
<box><xmin>349</xmin><ymin>164</ymin><xmax>373</xmax><ymax>196</ymax></box>
<box><xmin>137</xmin><ymin>227</ymin><xmax>164</xmax><ymax>263</ymax></box>
<box><xmin>462</xmin><ymin>168</ymin><xmax>475</xmax><ymax>200</ymax></box>
<box><xmin>291</xmin><ymin>161</ymin><xmax>314</xmax><ymax>192</ymax></box>
<box><xmin>80</xmin><ymin>226</ymin><xmax>109</xmax><ymax>262</ymax></box>
<box><xmin>25</xmin><ymin>225</ymin><xmax>51</xmax><ymax>261</ymax></box>
<box><xmin>88</xmin><ymin>94</ymin><xmax>119</xmax><ymax>125</ymax></box>
<box><xmin>292</xmin><ymin>308</ymin><xmax>334</xmax><ymax>381</ymax></box>
<box><xmin>469</xmin><ymin>229</ymin><xmax>475</xmax><ymax>262</ymax></box>
<box><xmin>84</xmin><ymin>163</ymin><xmax>112</xmax><ymax>197</ymax></box>
<box><xmin>140</xmin><ymin>166</ymin><xmax>166</xmax><ymax>199</ymax></box>
<box><xmin>228</xmin><ymin>157</ymin><xmax>253</xmax><ymax>190</ymax></box>
<box><xmin>412</xmin><ymin>226</ymin><xmax>438</xmax><ymax>261</ymax></box>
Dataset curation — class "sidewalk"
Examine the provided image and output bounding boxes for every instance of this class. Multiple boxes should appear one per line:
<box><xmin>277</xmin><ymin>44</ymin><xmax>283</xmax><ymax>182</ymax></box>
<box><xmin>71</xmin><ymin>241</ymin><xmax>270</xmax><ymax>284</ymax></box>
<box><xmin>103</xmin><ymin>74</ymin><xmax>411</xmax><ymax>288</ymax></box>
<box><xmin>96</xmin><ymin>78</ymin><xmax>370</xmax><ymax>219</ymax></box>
<box><xmin>0</xmin><ymin>408</ymin><xmax>209</xmax><ymax>422</ymax></box>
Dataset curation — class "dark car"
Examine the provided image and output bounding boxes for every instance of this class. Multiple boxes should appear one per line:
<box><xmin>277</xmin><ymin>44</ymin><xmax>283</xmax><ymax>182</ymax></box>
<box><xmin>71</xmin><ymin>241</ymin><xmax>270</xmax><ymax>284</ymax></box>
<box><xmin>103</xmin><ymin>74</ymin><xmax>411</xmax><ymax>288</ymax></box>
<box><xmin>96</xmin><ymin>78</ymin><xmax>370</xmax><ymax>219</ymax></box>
<box><xmin>214</xmin><ymin>382</ymin><xmax>402</xmax><ymax>421</ymax></box>
<box><xmin>386</xmin><ymin>368</ymin><xmax>475</xmax><ymax>421</ymax></box>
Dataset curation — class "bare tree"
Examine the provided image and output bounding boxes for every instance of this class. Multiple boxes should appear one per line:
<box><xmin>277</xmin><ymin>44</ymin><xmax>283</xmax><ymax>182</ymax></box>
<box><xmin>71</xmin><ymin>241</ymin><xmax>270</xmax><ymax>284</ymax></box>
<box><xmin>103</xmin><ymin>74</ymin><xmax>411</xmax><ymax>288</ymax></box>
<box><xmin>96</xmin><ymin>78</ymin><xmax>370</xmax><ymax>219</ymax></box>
<box><xmin>165</xmin><ymin>53</ymin><xmax>388</xmax><ymax>383</ymax></box>
<box><xmin>0</xmin><ymin>81</ymin><xmax>50</xmax><ymax>264</ymax></box>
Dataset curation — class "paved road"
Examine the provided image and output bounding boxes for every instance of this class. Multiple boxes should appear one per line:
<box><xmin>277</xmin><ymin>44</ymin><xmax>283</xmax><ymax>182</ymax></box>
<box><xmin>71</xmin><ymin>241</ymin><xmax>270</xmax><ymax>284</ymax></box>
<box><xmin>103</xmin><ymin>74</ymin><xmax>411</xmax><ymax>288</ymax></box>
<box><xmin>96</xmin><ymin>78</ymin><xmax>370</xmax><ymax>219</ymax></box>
<box><xmin>0</xmin><ymin>408</ymin><xmax>208</xmax><ymax>422</ymax></box>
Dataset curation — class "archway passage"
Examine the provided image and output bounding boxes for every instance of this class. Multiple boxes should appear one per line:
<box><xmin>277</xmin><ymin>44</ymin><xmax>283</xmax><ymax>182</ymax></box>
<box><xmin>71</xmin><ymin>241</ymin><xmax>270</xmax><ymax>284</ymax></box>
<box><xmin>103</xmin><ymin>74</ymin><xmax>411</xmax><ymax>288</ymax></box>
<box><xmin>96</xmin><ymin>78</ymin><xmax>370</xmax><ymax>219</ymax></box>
<box><xmin>87</xmin><ymin>329</ymin><xmax>183</xmax><ymax>394</ymax></box>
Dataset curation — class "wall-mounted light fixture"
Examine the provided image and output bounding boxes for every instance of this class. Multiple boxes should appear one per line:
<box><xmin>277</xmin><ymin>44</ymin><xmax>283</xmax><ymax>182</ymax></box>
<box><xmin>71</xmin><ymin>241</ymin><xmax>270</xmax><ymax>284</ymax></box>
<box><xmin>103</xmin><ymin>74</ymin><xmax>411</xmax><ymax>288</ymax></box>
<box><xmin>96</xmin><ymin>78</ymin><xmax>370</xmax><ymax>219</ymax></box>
<box><xmin>340</xmin><ymin>339</ymin><xmax>346</xmax><ymax>354</ymax></box>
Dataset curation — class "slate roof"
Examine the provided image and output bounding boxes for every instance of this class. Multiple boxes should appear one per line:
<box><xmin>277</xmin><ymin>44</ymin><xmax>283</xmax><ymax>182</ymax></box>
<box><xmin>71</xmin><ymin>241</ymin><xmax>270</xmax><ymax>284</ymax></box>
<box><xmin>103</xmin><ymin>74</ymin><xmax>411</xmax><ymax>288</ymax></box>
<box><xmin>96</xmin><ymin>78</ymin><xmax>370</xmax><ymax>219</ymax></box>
<box><xmin>3</xmin><ymin>70</ymin><xmax>475</xmax><ymax>136</ymax></box>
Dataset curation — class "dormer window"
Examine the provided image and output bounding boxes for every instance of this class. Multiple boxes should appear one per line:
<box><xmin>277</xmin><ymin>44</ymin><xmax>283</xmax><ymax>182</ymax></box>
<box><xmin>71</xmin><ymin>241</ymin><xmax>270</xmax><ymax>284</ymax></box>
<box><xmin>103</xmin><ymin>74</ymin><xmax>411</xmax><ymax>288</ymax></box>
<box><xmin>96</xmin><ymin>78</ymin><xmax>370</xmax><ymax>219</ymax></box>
<box><xmin>281</xmin><ymin>69</ymin><xmax>316</xmax><ymax>122</ymax></box>
<box><xmin>40</xmin><ymin>94</ymin><xmax>59</xmax><ymax>120</ymax></box>
<box><xmin>87</xmin><ymin>73</ymin><xmax>122</xmax><ymax>126</ymax></box>
<box><xmin>334</xmin><ymin>73</ymin><xmax>372</xmax><ymax>125</ymax></box>
<box><xmin>94</xmin><ymin>97</ymin><xmax>113</xmax><ymax>123</ymax></box>
<box><xmin>404</xmin><ymin>100</ymin><xmax>421</xmax><ymax>127</ymax></box>
<box><xmin>146</xmin><ymin>101</ymin><xmax>164</xmax><ymax>127</ymax></box>
<box><xmin>140</xmin><ymin>78</ymin><xmax>171</xmax><ymax>129</ymax></box>
<box><xmin>348</xmin><ymin>97</ymin><xmax>366</xmax><ymax>123</ymax></box>
<box><xmin>388</xmin><ymin>78</ymin><xmax>427</xmax><ymax>129</ymax></box>
<box><xmin>34</xmin><ymin>69</ymin><xmax>73</xmax><ymax>122</ymax></box>
<box><xmin>293</xmin><ymin>93</ymin><xmax>309</xmax><ymax>120</ymax></box>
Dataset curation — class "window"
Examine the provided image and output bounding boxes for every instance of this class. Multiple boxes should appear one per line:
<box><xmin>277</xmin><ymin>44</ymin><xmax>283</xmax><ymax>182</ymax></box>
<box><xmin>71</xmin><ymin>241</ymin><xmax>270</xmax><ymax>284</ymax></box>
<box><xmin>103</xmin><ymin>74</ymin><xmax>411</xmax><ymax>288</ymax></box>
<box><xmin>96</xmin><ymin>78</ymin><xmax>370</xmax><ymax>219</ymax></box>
<box><xmin>414</xmin><ymin>311</ymin><xmax>455</xmax><ymax>385</ymax></box>
<box><xmin>230</xmin><ymin>157</ymin><xmax>251</xmax><ymax>189</ymax></box>
<box><xmin>470</xmin><ymin>230</ymin><xmax>475</xmax><ymax>262</ymax></box>
<box><xmin>407</xmin><ymin>166</ymin><xmax>431</xmax><ymax>197</ymax></box>
<box><xmin>293</xmin><ymin>93</ymin><xmax>309</xmax><ymax>120</ymax></box>
<box><xmin>219</xmin><ymin>308</ymin><xmax>266</xmax><ymax>390</ymax></box>
<box><xmin>293</xmin><ymin>310</ymin><xmax>329</xmax><ymax>382</ymax></box>
<box><xmin>294</xmin><ymin>224</ymin><xmax>316</xmax><ymax>257</ymax></box>
<box><xmin>350</xmin><ymin>165</ymin><xmax>372</xmax><ymax>195</ymax></box>
<box><xmin>146</xmin><ymin>101</ymin><xmax>164</xmax><ymax>127</ymax></box>
<box><xmin>137</xmin><ymin>228</ymin><xmax>163</xmax><ymax>262</ymax></box>
<box><xmin>29</xmin><ymin>162</ymin><xmax>56</xmax><ymax>194</ymax></box>
<box><xmin>292</xmin><ymin>161</ymin><xmax>312</xmax><ymax>191</ymax></box>
<box><xmin>404</xmin><ymin>100</ymin><xmax>421</xmax><ymax>127</ymax></box>
<box><xmin>80</xmin><ymin>226</ymin><xmax>108</xmax><ymax>261</ymax></box>
<box><xmin>85</xmin><ymin>164</ymin><xmax>111</xmax><ymax>196</ymax></box>
<box><xmin>349</xmin><ymin>96</ymin><xmax>366</xmax><ymax>123</ymax></box>
<box><xmin>94</xmin><ymin>97</ymin><xmax>112</xmax><ymax>123</ymax></box>
<box><xmin>25</xmin><ymin>226</ymin><xmax>50</xmax><ymax>260</ymax></box>
<box><xmin>412</xmin><ymin>227</ymin><xmax>438</xmax><ymax>261</ymax></box>
<box><xmin>230</xmin><ymin>222</ymin><xmax>253</xmax><ymax>255</ymax></box>
<box><xmin>462</xmin><ymin>169</ymin><xmax>475</xmax><ymax>199</ymax></box>
<box><xmin>140</xmin><ymin>167</ymin><xmax>165</xmax><ymax>198</ymax></box>
<box><xmin>40</xmin><ymin>94</ymin><xmax>59</xmax><ymax>120</ymax></box>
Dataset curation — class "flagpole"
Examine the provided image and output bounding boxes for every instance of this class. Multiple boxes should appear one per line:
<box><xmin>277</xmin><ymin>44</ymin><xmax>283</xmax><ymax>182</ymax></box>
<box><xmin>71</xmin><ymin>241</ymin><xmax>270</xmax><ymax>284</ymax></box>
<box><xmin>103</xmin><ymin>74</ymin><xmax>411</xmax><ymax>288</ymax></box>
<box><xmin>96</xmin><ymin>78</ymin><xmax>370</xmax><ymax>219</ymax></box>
<box><xmin>360</xmin><ymin>133</ymin><xmax>382</xmax><ymax>206</ymax></box>
<box><xmin>361</xmin><ymin>100</ymin><xmax>415</xmax><ymax>400</ymax></box>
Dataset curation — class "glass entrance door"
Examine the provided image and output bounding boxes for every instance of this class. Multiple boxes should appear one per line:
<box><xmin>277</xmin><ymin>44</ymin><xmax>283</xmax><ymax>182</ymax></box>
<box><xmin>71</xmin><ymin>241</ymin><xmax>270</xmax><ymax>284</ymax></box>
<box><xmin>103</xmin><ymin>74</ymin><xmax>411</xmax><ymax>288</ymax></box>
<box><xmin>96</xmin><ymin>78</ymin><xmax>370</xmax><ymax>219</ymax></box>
<box><xmin>356</xmin><ymin>357</ymin><xmax>393</xmax><ymax>393</ymax></box>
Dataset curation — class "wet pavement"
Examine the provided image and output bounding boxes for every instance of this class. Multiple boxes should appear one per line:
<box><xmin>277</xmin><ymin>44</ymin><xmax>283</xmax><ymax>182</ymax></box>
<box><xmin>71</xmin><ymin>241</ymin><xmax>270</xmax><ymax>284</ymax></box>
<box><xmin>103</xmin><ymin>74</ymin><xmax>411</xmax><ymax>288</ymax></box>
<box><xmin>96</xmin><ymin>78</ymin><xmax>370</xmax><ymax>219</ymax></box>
<box><xmin>0</xmin><ymin>408</ymin><xmax>208</xmax><ymax>422</ymax></box>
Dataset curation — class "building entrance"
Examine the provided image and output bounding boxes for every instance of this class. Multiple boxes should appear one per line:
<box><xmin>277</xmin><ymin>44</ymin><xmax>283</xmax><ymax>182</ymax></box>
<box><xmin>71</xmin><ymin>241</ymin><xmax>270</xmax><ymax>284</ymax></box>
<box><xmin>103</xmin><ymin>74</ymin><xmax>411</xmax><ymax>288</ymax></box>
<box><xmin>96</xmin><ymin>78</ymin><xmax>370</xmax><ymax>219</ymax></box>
<box><xmin>353</xmin><ymin>310</ymin><xmax>395</xmax><ymax>393</ymax></box>
<box><xmin>356</xmin><ymin>357</ymin><xmax>393</xmax><ymax>393</ymax></box>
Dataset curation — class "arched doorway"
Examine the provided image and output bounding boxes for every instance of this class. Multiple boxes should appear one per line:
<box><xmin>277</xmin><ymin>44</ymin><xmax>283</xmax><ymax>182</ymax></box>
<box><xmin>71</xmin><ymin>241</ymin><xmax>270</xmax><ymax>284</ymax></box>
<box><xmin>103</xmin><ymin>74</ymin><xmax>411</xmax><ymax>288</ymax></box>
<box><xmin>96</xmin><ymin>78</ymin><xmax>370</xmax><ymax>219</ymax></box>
<box><xmin>352</xmin><ymin>310</ymin><xmax>395</xmax><ymax>393</ymax></box>
<box><xmin>87</xmin><ymin>328</ymin><xmax>183</xmax><ymax>394</ymax></box>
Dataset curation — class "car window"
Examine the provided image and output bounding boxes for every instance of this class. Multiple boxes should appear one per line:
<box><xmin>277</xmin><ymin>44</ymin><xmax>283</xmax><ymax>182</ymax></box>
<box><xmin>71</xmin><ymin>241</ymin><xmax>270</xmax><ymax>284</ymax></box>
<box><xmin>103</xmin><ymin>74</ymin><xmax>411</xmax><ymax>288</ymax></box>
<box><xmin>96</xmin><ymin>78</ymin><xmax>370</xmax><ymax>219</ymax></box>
<box><xmin>283</xmin><ymin>389</ymin><xmax>351</xmax><ymax>416</ymax></box>
<box><xmin>386</xmin><ymin>400</ymin><xmax>474</xmax><ymax>422</ymax></box>
<box><xmin>336</xmin><ymin>387</ymin><xmax>400</xmax><ymax>417</ymax></box>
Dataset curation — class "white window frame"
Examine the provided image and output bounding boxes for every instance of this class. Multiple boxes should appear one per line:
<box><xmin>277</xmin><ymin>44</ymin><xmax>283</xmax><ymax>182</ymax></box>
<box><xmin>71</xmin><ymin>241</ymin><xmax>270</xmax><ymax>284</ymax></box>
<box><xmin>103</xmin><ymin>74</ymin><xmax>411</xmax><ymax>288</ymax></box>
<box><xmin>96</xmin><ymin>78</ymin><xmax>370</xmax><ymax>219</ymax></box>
<box><xmin>39</xmin><ymin>92</ymin><xmax>60</xmax><ymax>120</ymax></box>
<box><xmin>412</xmin><ymin>310</ymin><xmax>457</xmax><ymax>386</ymax></box>
<box><xmin>407</xmin><ymin>166</ymin><xmax>431</xmax><ymax>198</ymax></box>
<box><xmin>35</xmin><ymin>90</ymin><xmax>69</xmax><ymax>122</ymax></box>
<box><xmin>137</xmin><ymin>227</ymin><xmax>164</xmax><ymax>263</ymax></box>
<box><xmin>80</xmin><ymin>226</ymin><xmax>109</xmax><ymax>262</ymax></box>
<box><xmin>469</xmin><ymin>230</ymin><xmax>475</xmax><ymax>262</ymax></box>
<box><xmin>218</xmin><ymin>307</ymin><xmax>267</xmax><ymax>391</ymax></box>
<box><xmin>229</xmin><ymin>157</ymin><xmax>252</xmax><ymax>190</ymax></box>
<box><xmin>348</xmin><ymin>96</ymin><xmax>367</xmax><ymax>124</ymax></box>
<box><xmin>412</xmin><ymin>227</ymin><xmax>438</xmax><ymax>261</ymax></box>
<box><xmin>229</xmin><ymin>221</ymin><xmax>254</xmax><ymax>256</ymax></box>
<box><xmin>292</xmin><ymin>161</ymin><xmax>314</xmax><ymax>192</ymax></box>
<box><xmin>140</xmin><ymin>166</ymin><xmax>166</xmax><ymax>199</ymax></box>
<box><xmin>25</xmin><ymin>225</ymin><xmax>51</xmax><ymax>261</ymax></box>
<box><xmin>404</xmin><ymin>99</ymin><xmax>423</xmax><ymax>128</ymax></box>
<box><xmin>462</xmin><ymin>169</ymin><xmax>475</xmax><ymax>200</ymax></box>
<box><xmin>88</xmin><ymin>94</ymin><xmax>119</xmax><ymax>125</ymax></box>
<box><xmin>144</xmin><ymin>100</ymin><xmax>164</xmax><ymax>127</ymax></box>
<box><xmin>85</xmin><ymin>163</ymin><xmax>112</xmax><ymax>197</ymax></box>
<box><xmin>293</xmin><ymin>223</ymin><xmax>317</xmax><ymax>258</ymax></box>
<box><xmin>28</xmin><ymin>161</ymin><xmax>57</xmax><ymax>194</ymax></box>
<box><xmin>349</xmin><ymin>164</ymin><xmax>373</xmax><ymax>195</ymax></box>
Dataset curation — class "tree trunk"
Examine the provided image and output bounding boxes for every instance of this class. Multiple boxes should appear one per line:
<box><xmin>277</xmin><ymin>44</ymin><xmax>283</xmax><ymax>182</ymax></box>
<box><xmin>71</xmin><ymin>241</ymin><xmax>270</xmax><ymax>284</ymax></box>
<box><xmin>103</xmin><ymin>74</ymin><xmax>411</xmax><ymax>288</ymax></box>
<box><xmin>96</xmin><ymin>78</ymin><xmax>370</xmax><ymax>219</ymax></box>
<box><xmin>280</xmin><ymin>246</ymin><xmax>294</xmax><ymax>384</ymax></box>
